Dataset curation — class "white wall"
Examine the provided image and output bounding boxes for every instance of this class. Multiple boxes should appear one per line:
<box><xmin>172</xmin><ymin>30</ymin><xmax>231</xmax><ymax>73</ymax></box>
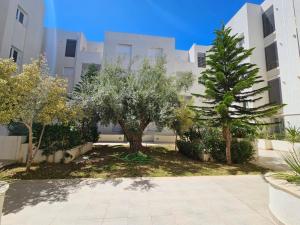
<box><xmin>227</xmin><ymin>0</ymin><xmax>300</xmax><ymax>128</ymax></box>
<box><xmin>0</xmin><ymin>0</ymin><xmax>44</xmax><ymax>65</ymax></box>
<box><xmin>43</xmin><ymin>29</ymin><xmax>103</xmax><ymax>90</ymax></box>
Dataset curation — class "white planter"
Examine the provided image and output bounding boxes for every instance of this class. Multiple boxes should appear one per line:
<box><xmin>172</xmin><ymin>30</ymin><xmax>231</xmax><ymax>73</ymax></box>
<box><xmin>264</xmin><ymin>173</ymin><xmax>300</xmax><ymax>225</ymax></box>
<box><xmin>0</xmin><ymin>182</ymin><xmax>9</xmax><ymax>224</ymax></box>
<box><xmin>257</xmin><ymin>139</ymin><xmax>273</xmax><ymax>150</ymax></box>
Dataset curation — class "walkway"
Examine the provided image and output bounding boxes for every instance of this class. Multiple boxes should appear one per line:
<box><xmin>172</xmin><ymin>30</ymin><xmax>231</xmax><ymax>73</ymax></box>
<box><xmin>255</xmin><ymin>150</ymin><xmax>289</xmax><ymax>171</ymax></box>
<box><xmin>3</xmin><ymin>176</ymin><xmax>277</xmax><ymax>225</ymax></box>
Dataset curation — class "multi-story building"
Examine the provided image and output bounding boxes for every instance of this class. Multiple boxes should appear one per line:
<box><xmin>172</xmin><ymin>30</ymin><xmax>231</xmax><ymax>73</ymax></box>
<box><xmin>0</xmin><ymin>0</ymin><xmax>299</xmax><ymax>135</ymax></box>
<box><xmin>227</xmin><ymin>0</ymin><xmax>300</xmax><ymax>130</ymax></box>
<box><xmin>0</xmin><ymin>0</ymin><xmax>45</xmax><ymax>69</ymax></box>
<box><xmin>0</xmin><ymin>0</ymin><xmax>44</xmax><ymax>135</ymax></box>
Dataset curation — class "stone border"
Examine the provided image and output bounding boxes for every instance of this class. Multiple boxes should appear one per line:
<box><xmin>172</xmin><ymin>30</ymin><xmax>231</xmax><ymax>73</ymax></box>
<box><xmin>264</xmin><ymin>173</ymin><xmax>300</xmax><ymax>225</ymax></box>
<box><xmin>264</xmin><ymin>173</ymin><xmax>300</xmax><ymax>199</ymax></box>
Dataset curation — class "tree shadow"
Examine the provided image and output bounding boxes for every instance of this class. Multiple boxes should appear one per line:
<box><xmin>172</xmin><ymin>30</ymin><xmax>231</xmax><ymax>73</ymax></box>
<box><xmin>124</xmin><ymin>178</ymin><xmax>158</xmax><ymax>191</ymax></box>
<box><xmin>3</xmin><ymin>179</ymin><xmax>98</xmax><ymax>215</ymax></box>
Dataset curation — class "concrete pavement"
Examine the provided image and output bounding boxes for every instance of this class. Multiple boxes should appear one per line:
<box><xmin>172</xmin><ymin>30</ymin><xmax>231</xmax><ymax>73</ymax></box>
<box><xmin>2</xmin><ymin>176</ymin><xmax>277</xmax><ymax>225</ymax></box>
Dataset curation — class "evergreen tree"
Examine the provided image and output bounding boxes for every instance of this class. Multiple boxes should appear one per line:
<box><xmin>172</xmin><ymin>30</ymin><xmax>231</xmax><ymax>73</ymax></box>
<box><xmin>192</xmin><ymin>26</ymin><xmax>283</xmax><ymax>164</ymax></box>
<box><xmin>74</xmin><ymin>64</ymin><xmax>99</xmax><ymax>93</ymax></box>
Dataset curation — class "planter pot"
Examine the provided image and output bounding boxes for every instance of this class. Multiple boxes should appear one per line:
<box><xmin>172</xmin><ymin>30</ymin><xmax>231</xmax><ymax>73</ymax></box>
<box><xmin>0</xmin><ymin>182</ymin><xmax>9</xmax><ymax>224</ymax></box>
<box><xmin>257</xmin><ymin>139</ymin><xmax>273</xmax><ymax>150</ymax></box>
<box><xmin>264</xmin><ymin>173</ymin><xmax>300</xmax><ymax>225</ymax></box>
<box><xmin>202</xmin><ymin>153</ymin><xmax>212</xmax><ymax>162</ymax></box>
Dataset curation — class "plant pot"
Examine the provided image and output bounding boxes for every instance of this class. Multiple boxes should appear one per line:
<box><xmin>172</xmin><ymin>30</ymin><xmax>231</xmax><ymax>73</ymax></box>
<box><xmin>0</xmin><ymin>182</ymin><xmax>9</xmax><ymax>224</ymax></box>
<box><xmin>202</xmin><ymin>153</ymin><xmax>212</xmax><ymax>162</ymax></box>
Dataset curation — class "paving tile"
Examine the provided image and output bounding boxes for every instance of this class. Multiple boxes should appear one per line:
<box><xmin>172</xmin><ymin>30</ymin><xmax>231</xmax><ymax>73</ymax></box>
<box><xmin>127</xmin><ymin>216</ymin><xmax>152</xmax><ymax>225</ymax></box>
<box><xmin>151</xmin><ymin>215</ymin><xmax>178</xmax><ymax>225</ymax></box>
<box><xmin>2</xmin><ymin>176</ymin><xmax>276</xmax><ymax>225</ymax></box>
<box><xmin>101</xmin><ymin>218</ymin><xmax>127</xmax><ymax>225</ymax></box>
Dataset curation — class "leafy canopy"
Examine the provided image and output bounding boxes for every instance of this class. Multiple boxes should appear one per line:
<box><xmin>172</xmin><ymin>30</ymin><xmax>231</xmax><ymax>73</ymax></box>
<box><xmin>0</xmin><ymin>58</ymin><xmax>74</xmax><ymax>127</ymax></box>
<box><xmin>73</xmin><ymin>59</ymin><xmax>184</xmax><ymax>133</ymax></box>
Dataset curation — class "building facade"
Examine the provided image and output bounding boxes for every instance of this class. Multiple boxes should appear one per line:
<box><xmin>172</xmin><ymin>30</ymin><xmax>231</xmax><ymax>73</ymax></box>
<box><xmin>0</xmin><ymin>0</ymin><xmax>45</xmax><ymax>69</ymax></box>
<box><xmin>0</xmin><ymin>0</ymin><xmax>299</xmax><ymax>134</ymax></box>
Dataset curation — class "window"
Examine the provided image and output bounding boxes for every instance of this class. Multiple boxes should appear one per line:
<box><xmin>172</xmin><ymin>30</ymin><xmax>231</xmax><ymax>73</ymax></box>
<box><xmin>9</xmin><ymin>47</ymin><xmax>22</xmax><ymax>65</ymax></box>
<box><xmin>268</xmin><ymin>78</ymin><xmax>282</xmax><ymax>104</ymax></box>
<box><xmin>265</xmin><ymin>42</ymin><xmax>279</xmax><ymax>71</ymax></box>
<box><xmin>262</xmin><ymin>6</ymin><xmax>275</xmax><ymax>38</ymax></box>
<box><xmin>16</xmin><ymin>8</ymin><xmax>25</xmax><ymax>25</ymax></box>
<box><xmin>81</xmin><ymin>63</ymin><xmax>101</xmax><ymax>75</ymax></box>
<box><xmin>148</xmin><ymin>48</ymin><xmax>163</xmax><ymax>59</ymax></box>
<box><xmin>117</xmin><ymin>44</ymin><xmax>132</xmax><ymax>67</ymax></box>
<box><xmin>65</xmin><ymin>40</ymin><xmax>77</xmax><ymax>57</ymax></box>
<box><xmin>237</xmin><ymin>34</ymin><xmax>245</xmax><ymax>48</ymax></box>
<box><xmin>197</xmin><ymin>52</ymin><xmax>206</xmax><ymax>68</ymax></box>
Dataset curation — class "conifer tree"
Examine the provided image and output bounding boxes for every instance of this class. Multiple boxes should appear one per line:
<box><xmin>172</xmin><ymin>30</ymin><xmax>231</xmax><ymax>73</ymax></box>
<box><xmin>192</xmin><ymin>26</ymin><xmax>283</xmax><ymax>164</ymax></box>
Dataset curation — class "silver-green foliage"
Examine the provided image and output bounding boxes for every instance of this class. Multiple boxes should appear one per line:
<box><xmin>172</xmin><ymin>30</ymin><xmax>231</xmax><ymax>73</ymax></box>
<box><xmin>73</xmin><ymin>59</ymin><xmax>188</xmax><ymax>151</ymax></box>
<box><xmin>282</xmin><ymin>126</ymin><xmax>300</xmax><ymax>176</ymax></box>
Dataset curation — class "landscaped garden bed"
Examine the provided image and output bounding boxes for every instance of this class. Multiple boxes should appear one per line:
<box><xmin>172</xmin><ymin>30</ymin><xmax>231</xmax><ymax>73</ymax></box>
<box><xmin>264</xmin><ymin>173</ymin><xmax>300</xmax><ymax>225</ymax></box>
<box><xmin>0</xmin><ymin>145</ymin><xmax>268</xmax><ymax>180</ymax></box>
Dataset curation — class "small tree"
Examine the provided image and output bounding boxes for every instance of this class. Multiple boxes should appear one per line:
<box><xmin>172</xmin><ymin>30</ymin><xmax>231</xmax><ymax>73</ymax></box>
<box><xmin>74</xmin><ymin>59</ymin><xmax>187</xmax><ymax>152</ymax></box>
<box><xmin>0</xmin><ymin>58</ymin><xmax>72</xmax><ymax>171</ymax></box>
<box><xmin>73</xmin><ymin>64</ymin><xmax>100</xmax><ymax>142</ymax></box>
<box><xmin>192</xmin><ymin>27</ymin><xmax>283</xmax><ymax>164</ymax></box>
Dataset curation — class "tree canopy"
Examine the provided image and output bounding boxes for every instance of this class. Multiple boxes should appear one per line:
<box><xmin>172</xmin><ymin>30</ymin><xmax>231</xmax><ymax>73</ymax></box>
<box><xmin>73</xmin><ymin>59</ymin><xmax>193</xmax><ymax>152</ymax></box>
<box><xmin>0</xmin><ymin>58</ymin><xmax>74</xmax><ymax>171</ymax></box>
<box><xmin>192</xmin><ymin>26</ymin><xmax>283</xmax><ymax>164</ymax></box>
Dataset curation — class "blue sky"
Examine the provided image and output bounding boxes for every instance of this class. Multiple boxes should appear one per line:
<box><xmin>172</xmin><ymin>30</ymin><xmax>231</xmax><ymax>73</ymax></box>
<box><xmin>45</xmin><ymin>0</ymin><xmax>263</xmax><ymax>50</ymax></box>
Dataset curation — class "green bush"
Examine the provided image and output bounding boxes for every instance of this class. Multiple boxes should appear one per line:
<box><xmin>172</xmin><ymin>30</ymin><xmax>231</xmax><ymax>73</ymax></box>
<box><xmin>9</xmin><ymin>121</ymin><xmax>98</xmax><ymax>156</ymax></box>
<box><xmin>231</xmin><ymin>121</ymin><xmax>257</xmax><ymax>139</ymax></box>
<box><xmin>176</xmin><ymin>140</ymin><xmax>204</xmax><ymax>160</ymax></box>
<box><xmin>33</xmin><ymin>123</ymin><xmax>83</xmax><ymax>156</ymax></box>
<box><xmin>210</xmin><ymin>139</ymin><xmax>255</xmax><ymax>164</ymax></box>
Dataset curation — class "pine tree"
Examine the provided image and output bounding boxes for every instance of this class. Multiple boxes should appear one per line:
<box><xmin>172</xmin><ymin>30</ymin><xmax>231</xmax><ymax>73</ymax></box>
<box><xmin>192</xmin><ymin>26</ymin><xmax>283</xmax><ymax>164</ymax></box>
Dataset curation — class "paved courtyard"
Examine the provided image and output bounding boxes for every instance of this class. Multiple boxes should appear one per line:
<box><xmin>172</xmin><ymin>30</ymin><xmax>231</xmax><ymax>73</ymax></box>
<box><xmin>2</xmin><ymin>175</ymin><xmax>277</xmax><ymax>225</ymax></box>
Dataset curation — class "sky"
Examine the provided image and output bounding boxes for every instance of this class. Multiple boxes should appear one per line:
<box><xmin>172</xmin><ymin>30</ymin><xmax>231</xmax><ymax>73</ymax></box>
<box><xmin>44</xmin><ymin>0</ymin><xmax>263</xmax><ymax>50</ymax></box>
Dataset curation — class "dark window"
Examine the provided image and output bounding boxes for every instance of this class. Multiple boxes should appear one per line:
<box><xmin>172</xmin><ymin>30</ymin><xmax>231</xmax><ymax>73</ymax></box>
<box><xmin>19</xmin><ymin>11</ymin><xmax>24</xmax><ymax>24</ymax></box>
<box><xmin>262</xmin><ymin>6</ymin><xmax>275</xmax><ymax>38</ymax></box>
<box><xmin>197</xmin><ymin>52</ymin><xmax>206</xmax><ymax>68</ymax></box>
<box><xmin>65</xmin><ymin>39</ymin><xmax>77</xmax><ymax>57</ymax></box>
<box><xmin>268</xmin><ymin>78</ymin><xmax>282</xmax><ymax>104</ymax></box>
<box><xmin>16</xmin><ymin>8</ymin><xmax>25</xmax><ymax>24</ymax></box>
<box><xmin>265</xmin><ymin>42</ymin><xmax>279</xmax><ymax>71</ymax></box>
<box><xmin>9</xmin><ymin>48</ymin><xmax>18</xmax><ymax>62</ymax></box>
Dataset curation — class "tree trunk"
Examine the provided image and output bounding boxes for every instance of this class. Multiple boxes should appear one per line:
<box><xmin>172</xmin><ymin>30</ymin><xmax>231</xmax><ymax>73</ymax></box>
<box><xmin>32</xmin><ymin>124</ymin><xmax>46</xmax><ymax>160</ymax></box>
<box><xmin>222</xmin><ymin>126</ymin><xmax>232</xmax><ymax>165</ymax></box>
<box><xmin>128</xmin><ymin>133</ymin><xmax>143</xmax><ymax>153</ymax></box>
<box><xmin>26</xmin><ymin>124</ymin><xmax>33</xmax><ymax>172</ymax></box>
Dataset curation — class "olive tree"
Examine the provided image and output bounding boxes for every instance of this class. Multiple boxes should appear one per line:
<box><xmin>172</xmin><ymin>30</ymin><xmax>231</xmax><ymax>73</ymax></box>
<box><xmin>74</xmin><ymin>59</ymin><xmax>192</xmax><ymax>152</ymax></box>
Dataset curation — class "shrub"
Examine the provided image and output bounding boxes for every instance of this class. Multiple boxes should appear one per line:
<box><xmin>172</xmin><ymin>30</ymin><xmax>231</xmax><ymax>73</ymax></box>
<box><xmin>33</xmin><ymin>123</ymin><xmax>83</xmax><ymax>156</ymax></box>
<box><xmin>230</xmin><ymin>121</ymin><xmax>257</xmax><ymax>139</ymax></box>
<box><xmin>281</xmin><ymin>126</ymin><xmax>300</xmax><ymax>176</ymax></box>
<box><xmin>176</xmin><ymin>140</ymin><xmax>204</xmax><ymax>160</ymax></box>
<box><xmin>231</xmin><ymin>140</ymin><xmax>255</xmax><ymax>164</ymax></box>
<box><xmin>210</xmin><ymin>139</ymin><xmax>255</xmax><ymax>164</ymax></box>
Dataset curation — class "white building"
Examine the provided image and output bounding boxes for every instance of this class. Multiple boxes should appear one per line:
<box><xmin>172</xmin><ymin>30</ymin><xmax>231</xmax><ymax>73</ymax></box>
<box><xmin>0</xmin><ymin>0</ymin><xmax>45</xmax><ymax>68</ymax></box>
<box><xmin>227</xmin><ymin>0</ymin><xmax>300</xmax><ymax>131</ymax></box>
<box><xmin>0</xmin><ymin>0</ymin><xmax>299</xmax><ymax>134</ymax></box>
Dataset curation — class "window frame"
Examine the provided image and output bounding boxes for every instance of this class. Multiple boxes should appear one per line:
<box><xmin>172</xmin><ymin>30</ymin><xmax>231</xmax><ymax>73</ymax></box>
<box><xmin>16</xmin><ymin>7</ymin><xmax>26</xmax><ymax>25</ymax></box>
<box><xmin>197</xmin><ymin>52</ymin><xmax>206</xmax><ymax>68</ymax></box>
<box><xmin>9</xmin><ymin>46</ymin><xmax>22</xmax><ymax>65</ymax></box>
<box><xmin>268</xmin><ymin>78</ymin><xmax>282</xmax><ymax>105</ymax></box>
<box><xmin>65</xmin><ymin>39</ymin><xmax>77</xmax><ymax>58</ymax></box>
<box><xmin>265</xmin><ymin>42</ymin><xmax>279</xmax><ymax>71</ymax></box>
<box><xmin>262</xmin><ymin>6</ymin><xmax>276</xmax><ymax>38</ymax></box>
